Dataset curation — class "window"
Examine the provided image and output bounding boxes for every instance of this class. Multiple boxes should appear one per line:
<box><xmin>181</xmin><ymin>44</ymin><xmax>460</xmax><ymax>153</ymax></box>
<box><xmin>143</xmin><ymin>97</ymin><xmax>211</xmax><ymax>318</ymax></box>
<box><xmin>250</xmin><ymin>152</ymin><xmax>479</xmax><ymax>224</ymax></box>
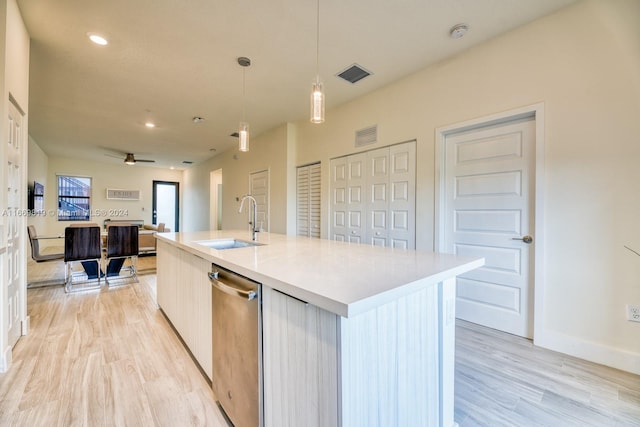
<box><xmin>57</xmin><ymin>175</ymin><xmax>91</xmax><ymax>221</ymax></box>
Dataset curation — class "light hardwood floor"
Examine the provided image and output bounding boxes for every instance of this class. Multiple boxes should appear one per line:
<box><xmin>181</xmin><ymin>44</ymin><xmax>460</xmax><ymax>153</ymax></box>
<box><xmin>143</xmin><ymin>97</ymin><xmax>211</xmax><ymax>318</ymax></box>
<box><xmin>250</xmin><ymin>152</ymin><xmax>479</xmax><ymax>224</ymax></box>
<box><xmin>3</xmin><ymin>259</ymin><xmax>228</xmax><ymax>426</ymax></box>
<box><xmin>5</xmin><ymin>259</ymin><xmax>640</xmax><ymax>426</ymax></box>
<box><xmin>455</xmin><ymin>320</ymin><xmax>640</xmax><ymax>426</ymax></box>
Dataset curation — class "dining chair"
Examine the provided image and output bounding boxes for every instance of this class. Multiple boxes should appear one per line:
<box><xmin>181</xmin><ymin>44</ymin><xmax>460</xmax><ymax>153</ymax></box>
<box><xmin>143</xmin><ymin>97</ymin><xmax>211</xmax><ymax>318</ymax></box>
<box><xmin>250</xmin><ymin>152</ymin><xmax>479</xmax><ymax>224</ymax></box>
<box><xmin>27</xmin><ymin>225</ymin><xmax>64</xmax><ymax>262</ymax></box>
<box><xmin>64</xmin><ymin>224</ymin><xmax>103</xmax><ymax>292</ymax></box>
<box><xmin>27</xmin><ymin>225</ymin><xmax>65</xmax><ymax>288</ymax></box>
<box><xmin>104</xmin><ymin>224</ymin><xmax>139</xmax><ymax>286</ymax></box>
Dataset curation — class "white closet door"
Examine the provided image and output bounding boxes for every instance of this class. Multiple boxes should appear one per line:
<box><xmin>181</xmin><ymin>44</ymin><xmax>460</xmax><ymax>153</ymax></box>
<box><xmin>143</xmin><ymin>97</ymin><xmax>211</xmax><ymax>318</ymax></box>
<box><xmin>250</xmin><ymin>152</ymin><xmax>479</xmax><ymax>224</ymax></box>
<box><xmin>297</xmin><ymin>167</ymin><xmax>310</xmax><ymax>237</ymax></box>
<box><xmin>250</xmin><ymin>170</ymin><xmax>269</xmax><ymax>232</ymax></box>
<box><xmin>308</xmin><ymin>163</ymin><xmax>321</xmax><ymax>238</ymax></box>
<box><xmin>366</xmin><ymin>147</ymin><xmax>390</xmax><ymax>246</ymax></box>
<box><xmin>330</xmin><ymin>157</ymin><xmax>347</xmax><ymax>241</ymax></box>
<box><xmin>330</xmin><ymin>141</ymin><xmax>416</xmax><ymax>249</ymax></box>
<box><xmin>346</xmin><ymin>153</ymin><xmax>366</xmax><ymax>243</ymax></box>
<box><xmin>388</xmin><ymin>142</ymin><xmax>416</xmax><ymax>249</ymax></box>
<box><xmin>297</xmin><ymin>162</ymin><xmax>321</xmax><ymax>238</ymax></box>
<box><xmin>7</xmin><ymin>100</ymin><xmax>25</xmax><ymax>347</ymax></box>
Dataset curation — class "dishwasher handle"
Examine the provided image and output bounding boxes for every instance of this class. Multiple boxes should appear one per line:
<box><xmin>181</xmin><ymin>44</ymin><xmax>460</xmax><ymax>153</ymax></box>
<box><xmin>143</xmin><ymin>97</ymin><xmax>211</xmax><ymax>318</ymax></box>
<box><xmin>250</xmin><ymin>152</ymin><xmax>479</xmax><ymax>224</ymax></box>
<box><xmin>209</xmin><ymin>272</ymin><xmax>257</xmax><ymax>301</ymax></box>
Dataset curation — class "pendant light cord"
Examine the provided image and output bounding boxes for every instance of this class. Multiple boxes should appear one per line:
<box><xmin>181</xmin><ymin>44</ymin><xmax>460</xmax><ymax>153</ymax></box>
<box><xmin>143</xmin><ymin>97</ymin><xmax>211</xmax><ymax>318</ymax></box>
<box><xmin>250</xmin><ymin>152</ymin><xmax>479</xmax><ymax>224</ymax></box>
<box><xmin>315</xmin><ymin>0</ymin><xmax>320</xmax><ymax>80</ymax></box>
<box><xmin>242</xmin><ymin>67</ymin><xmax>246</xmax><ymax>121</ymax></box>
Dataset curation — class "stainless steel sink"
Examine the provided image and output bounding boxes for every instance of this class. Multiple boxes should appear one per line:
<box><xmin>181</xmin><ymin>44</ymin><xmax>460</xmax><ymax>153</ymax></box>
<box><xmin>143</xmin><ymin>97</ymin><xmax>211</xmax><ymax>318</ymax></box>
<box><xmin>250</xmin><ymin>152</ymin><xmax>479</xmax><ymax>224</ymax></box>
<box><xmin>195</xmin><ymin>239</ymin><xmax>264</xmax><ymax>250</ymax></box>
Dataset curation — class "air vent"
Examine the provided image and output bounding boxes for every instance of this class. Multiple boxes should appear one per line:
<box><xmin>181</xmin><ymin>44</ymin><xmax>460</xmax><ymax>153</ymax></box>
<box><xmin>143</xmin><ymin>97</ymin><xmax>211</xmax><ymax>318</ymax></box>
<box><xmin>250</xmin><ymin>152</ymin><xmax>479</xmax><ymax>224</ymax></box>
<box><xmin>182</xmin><ymin>160</ymin><xmax>193</xmax><ymax>164</ymax></box>
<box><xmin>230</xmin><ymin>132</ymin><xmax>239</xmax><ymax>138</ymax></box>
<box><xmin>337</xmin><ymin>64</ymin><xmax>372</xmax><ymax>84</ymax></box>
<box><xmin>355</xmin><ymin>125</ymin><xmax>377</xmax><ymax>147</ymax></box>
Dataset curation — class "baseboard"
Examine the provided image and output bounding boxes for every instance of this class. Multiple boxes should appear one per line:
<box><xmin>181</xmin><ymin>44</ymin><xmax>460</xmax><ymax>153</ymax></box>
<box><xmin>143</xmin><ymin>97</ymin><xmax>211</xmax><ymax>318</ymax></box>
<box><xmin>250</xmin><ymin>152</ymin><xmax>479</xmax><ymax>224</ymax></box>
<box><xmin>22</xmin><ymin>315</ymin><xmax>30</xmax><ymax>335</ymax></box>
<box><xmin>0</xmin><ymin>345</ymin><xmax>12</xmax><ymax>373</ymax></box>
<box><xmin>535</xmin><ymin>328</ymin><xmax>640</xmax><ymax>375</ymax></box>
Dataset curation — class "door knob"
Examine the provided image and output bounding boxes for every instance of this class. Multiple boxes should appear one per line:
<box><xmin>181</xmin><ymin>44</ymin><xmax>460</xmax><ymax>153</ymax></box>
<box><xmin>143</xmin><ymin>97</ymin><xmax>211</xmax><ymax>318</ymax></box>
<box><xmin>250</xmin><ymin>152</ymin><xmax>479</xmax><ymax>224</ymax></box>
<box><xmin>512</xmin><ymin>235</ymin><xmax>533</xmax><ymax>244</ymax></box>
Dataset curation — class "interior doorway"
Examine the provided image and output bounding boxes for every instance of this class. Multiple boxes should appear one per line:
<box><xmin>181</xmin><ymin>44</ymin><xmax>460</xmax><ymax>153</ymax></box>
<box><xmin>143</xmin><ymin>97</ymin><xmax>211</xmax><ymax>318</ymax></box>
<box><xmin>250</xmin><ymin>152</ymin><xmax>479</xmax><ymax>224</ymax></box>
<box><xmin>436</xmin><ymin>104</ymin><xmax>545</xmax><ymax>339</ymax></box>
<box><xmin>210</xmin><ymin>169</ymin><xmax>223</xmax><ymax>230</ymax></box>
<box><xmin>153</xmin><ymin>181</ymin><xmax>179</xmax><ymax>232</ymax></box>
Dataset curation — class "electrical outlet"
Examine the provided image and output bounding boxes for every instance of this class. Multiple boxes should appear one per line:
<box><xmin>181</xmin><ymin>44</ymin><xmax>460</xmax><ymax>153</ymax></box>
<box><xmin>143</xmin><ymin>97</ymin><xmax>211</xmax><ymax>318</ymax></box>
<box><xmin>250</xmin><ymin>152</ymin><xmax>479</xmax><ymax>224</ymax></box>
<box><xmin>627</xmin><ymin>305</ymin><xmax>640</xmax><ymax>323</ymax></box>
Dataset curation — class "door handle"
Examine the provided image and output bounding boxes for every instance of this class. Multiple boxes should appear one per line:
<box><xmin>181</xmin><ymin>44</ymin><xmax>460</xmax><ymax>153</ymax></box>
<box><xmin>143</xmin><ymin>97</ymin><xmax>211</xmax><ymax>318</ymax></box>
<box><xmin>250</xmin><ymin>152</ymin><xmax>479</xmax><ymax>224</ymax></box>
<box><xmin>512</xmin><ymin>235</ymin><xmax>533</xmax><ymax>244</ymax></box>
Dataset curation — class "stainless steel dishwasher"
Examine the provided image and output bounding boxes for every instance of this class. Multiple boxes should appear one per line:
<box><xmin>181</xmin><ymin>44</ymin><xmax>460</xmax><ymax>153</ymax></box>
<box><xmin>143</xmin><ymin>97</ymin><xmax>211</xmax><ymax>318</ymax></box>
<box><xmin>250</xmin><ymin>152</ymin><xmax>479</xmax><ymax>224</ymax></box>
<box><xmin>209</xmin><ymin>264</ymin><xmax>262</xmax><ymax>427</ymax></box>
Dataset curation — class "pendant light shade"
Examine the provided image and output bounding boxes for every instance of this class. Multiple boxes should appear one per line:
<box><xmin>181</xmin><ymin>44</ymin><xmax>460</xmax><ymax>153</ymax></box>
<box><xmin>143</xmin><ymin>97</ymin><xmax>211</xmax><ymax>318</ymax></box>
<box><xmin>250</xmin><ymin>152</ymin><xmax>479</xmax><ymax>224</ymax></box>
<box><xmin>239</xmin><ymin>121</ymin><xmax>249</xmax><ymax>152</ymax></box>
<box><xmin>238</xmin><ymin>56</ymin><xmax>251</xmax><ymax>152</ymax></box>
<box><xmin>310</xmin><ymin>0</ymin><xmax>325</xmax><ymax>124</ymax></box>
<box><xmin>311</xmin><ymin>79</ymin><xmax>325</xmax><ymax>124</ymax></box>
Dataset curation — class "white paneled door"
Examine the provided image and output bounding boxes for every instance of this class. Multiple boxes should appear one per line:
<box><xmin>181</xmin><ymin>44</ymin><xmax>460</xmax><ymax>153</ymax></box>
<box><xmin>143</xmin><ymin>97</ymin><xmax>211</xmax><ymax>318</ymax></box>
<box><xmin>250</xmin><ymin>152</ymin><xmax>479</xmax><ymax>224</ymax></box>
<box><xmin>6</xmin><ymin>100</ymin><xmax>25</xmax><ymax>348</ymax></box>
<box><xmin>330</xmin><ymin>141</ymin><xmax>415</xmax><ymax>248</ymax></box>
<box><xmin>250</xmin><ymin>170</ymin><xmax>269</xmax><ymax>232</ymax></box>
<box><xmin>443</xmin><ymin>118</ymin><xmax>535</xmax><ymax>338</ymax></box>
<box><xmin>329</xmin><ymin>153</ymin><xmax>366</xmax><ymax>243</ymax></box>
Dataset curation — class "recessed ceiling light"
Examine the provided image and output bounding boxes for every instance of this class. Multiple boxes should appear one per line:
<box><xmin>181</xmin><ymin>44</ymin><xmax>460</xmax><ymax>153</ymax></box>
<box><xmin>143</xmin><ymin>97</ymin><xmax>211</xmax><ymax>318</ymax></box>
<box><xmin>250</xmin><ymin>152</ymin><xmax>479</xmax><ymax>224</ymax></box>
<box><xmin>192</xmin><ymin>116</ymin><xmax>205</xmax><ymax>123</ymax></box>
<box><xmin>87</xmin><ymin>33</ymin><xmax>108</xmax><ymax>46</ymax></box>
<box><xmin>145</xmin><ymin>122</ymin><xmax>155</xmax><ymax>128</ymax></box>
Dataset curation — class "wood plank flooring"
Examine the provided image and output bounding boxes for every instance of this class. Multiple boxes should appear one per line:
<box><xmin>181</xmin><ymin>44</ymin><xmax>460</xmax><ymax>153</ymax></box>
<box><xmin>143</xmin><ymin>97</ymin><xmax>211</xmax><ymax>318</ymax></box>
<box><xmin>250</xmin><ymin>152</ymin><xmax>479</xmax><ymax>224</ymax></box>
<box><xmin>5</xmin><ymin>260</ymin><xmax>640</xmax><ymax>426</ymax></box>
<box><xmin>2</xmin><ymin>265</ymin><xmax>227</xmax><ymax>426</ymax></box>
<box><xmin>455</xmin><ymin>320</ymin><xmax>640</xmax><ymax>426</ymax></box>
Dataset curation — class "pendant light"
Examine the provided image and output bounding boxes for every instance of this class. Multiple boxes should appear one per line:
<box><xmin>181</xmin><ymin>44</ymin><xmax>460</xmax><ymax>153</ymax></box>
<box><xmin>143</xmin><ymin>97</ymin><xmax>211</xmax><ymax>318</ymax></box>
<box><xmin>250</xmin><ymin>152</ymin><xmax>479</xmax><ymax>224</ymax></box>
<box><xmin>238</xmin><ymin>56</ymin><xmax>251</xmax><ymax>152</ymax></box>
<box><xmin>310</xmin><ymin>0</ymin><xmax>325</xmax><ymax>123</ymax></box>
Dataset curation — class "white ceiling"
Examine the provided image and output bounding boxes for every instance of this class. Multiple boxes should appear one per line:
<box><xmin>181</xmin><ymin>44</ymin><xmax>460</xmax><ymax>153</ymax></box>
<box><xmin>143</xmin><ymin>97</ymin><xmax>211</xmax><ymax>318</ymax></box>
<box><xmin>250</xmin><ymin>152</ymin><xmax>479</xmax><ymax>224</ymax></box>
<box><xmin>17</xmin><ymin>0</ymin><xmax>576</xmax><ymax>169</ymax></box>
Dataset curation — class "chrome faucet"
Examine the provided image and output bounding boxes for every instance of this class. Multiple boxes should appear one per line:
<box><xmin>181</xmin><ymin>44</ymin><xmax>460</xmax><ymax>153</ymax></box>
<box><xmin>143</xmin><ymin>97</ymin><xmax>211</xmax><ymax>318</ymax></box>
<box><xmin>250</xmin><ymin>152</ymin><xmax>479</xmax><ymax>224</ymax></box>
<box><xmin>239</xmin><ymin>194</ymin><xmax>259</xmax><ymax>241</ymax></box>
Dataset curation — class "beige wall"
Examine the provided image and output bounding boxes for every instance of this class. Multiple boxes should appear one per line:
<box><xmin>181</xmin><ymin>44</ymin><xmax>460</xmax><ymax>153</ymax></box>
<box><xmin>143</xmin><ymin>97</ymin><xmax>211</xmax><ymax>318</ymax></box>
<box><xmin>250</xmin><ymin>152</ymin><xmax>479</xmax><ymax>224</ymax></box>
<box><xmin>183</xmin><ymin>123</ymin><xmax>293</xmax><ymax>234</ymax></box>
<box><xmin>184</xmin><ymin>0</ymin><xmax>640</xmax><ymax>371</ymax></box>
<box><xmin>289</xmin><ymin>0</ymin><xmax>640</xmax><ymax>371</ymax></box>
<box><xmin>27</xmin><ymin>136</ymin><xmax>48</xmax><ymax>233</ymax></box>
<box><xmin>37</xmin><ymin>154</ymin><xmax>182</xmax><ymax>240</ymax></box>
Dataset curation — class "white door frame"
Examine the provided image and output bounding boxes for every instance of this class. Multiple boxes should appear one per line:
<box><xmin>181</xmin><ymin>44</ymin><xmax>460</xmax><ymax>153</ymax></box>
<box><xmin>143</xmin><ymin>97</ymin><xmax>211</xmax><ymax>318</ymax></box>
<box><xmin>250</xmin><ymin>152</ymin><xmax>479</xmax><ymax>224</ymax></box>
<box><xmin>210</xmin><ymin>169</ymin><xmax>223</xmax><ymax>230</ymax></box>
<box><xmin>435</xmin><ymin>103</ymin><xmax>545</xmax><ymax>341</ymax></box>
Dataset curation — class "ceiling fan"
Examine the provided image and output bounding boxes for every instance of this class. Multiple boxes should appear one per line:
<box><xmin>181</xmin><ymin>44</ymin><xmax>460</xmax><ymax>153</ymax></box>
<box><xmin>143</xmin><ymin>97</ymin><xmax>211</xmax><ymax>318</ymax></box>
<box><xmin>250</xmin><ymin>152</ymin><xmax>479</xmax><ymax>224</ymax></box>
<box><xmin>104</xmin><ymin>151</ymin><xmax>155</xmax><ymax>165</ymax></box>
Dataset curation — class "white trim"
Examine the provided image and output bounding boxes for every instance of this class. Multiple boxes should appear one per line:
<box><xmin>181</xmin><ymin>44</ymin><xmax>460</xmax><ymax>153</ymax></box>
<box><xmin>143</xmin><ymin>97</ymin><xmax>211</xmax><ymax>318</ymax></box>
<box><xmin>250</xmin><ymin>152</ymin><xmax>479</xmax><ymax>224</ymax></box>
<box><xmin>535</xmin><ymin>328</ymin><xmax>640</xmax><ymax>376</ymax></box>
<box><xmin>21</xmin><ymin>315</ymin><xmax>30</xmax><ymax>335</ymax></box>
<box><xmin>0</xmin><ymin>345</ymin><xmax>11</xmax><ymax>373</ymax></box>
<box><xmin>434</xmin><ymin>102</ymin><xmax>545</xmax><ymax>339</ymax></box>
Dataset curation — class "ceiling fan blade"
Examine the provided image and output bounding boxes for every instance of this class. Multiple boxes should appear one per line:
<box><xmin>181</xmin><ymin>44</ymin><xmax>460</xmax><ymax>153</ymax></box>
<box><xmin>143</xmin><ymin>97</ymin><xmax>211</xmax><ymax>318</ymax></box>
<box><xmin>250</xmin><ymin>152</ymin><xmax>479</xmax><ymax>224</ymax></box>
<box><xmin>136</xmin><ymin>159</ymin><xmax>155</xmax><ymax>163</ymax></box>
<box><xmin>104</xmin><ymin>153</ymin><xmax>124</xmax><ymax>159</ymax></box>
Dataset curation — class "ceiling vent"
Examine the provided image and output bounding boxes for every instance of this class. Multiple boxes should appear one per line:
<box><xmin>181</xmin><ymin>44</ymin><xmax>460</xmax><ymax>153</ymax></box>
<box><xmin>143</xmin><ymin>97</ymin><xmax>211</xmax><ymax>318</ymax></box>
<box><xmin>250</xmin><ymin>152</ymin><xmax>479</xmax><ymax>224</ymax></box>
<box><xmin>355</xmin><ymin>125</ymin><xmax>377</xmax><ymax>147</ymax></box>
<box><xmin>230</xmin><ymin>132</ymin><xmax>239</xmax><ymax>138</ymax></box>
<box><xmin>337</xmin><ymin>64</ymin><xmax>372</xmax><ymax>84</ymax></box>
<box><xmin>182</xmin><ymin>160</ymin><xmax>193</xmax><ymax>164</ymax></box>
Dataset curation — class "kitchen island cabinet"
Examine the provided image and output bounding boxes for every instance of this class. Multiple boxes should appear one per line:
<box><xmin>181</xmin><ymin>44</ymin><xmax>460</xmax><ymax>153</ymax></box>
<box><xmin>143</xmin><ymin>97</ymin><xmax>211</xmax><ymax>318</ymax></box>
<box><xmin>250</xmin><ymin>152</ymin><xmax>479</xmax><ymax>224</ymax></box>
<box><xmin>156</xmin><ymin>230</ymin><xmax>483</xmax><ymax>427</ymax></box>
<box><xmin>157</xmin><ymin>239</ymin><xmax>212</xmax><ymax>380</ymax></box>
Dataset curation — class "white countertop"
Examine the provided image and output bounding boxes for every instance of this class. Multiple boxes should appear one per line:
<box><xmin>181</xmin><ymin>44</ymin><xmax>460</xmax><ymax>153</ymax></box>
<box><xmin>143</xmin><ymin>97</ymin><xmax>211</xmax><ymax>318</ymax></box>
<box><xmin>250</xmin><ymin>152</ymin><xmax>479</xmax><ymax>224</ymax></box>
<box><xmin>156</xmin><ymin>230</ymin><xmax>484</xmax><ymax>318</ymax></box>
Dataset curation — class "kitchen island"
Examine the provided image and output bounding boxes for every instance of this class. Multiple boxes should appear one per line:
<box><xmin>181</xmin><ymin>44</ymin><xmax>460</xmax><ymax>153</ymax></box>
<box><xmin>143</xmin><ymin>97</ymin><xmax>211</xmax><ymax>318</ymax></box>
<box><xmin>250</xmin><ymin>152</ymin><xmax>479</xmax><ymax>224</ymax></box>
<box><xmin>156</xmin><ymin>230</ymin><xmax>483</xmax><ymax>427</ymax></box>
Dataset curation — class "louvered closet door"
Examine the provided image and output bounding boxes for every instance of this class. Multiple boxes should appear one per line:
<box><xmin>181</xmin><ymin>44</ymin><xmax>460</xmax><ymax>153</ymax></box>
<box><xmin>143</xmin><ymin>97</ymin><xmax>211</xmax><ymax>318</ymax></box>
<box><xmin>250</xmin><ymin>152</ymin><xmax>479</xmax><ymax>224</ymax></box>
<box><xmin>308</xmin><ymin>163</ymin><xmax>321</xmax><ymax>238</ymax></box>
<box><xmin>297</xmin><ymin>162</ymin><xmax>321</xmax><ymax>238</ymax></box>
